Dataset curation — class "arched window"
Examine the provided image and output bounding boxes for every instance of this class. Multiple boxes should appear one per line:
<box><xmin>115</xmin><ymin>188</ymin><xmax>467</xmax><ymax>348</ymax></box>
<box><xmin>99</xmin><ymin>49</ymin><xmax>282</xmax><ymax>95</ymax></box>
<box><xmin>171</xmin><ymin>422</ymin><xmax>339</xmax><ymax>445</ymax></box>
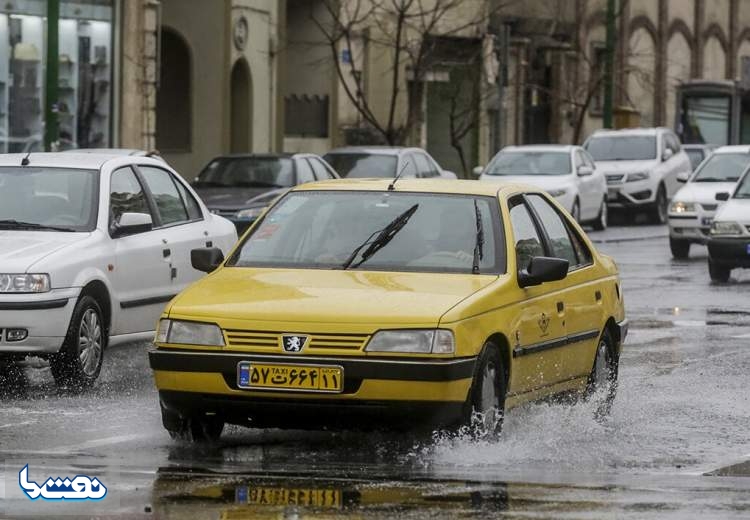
<box><xmin>156</xmin><ymin>28</ymin><xmax>191</xmax><ymax>151</ymax></box>
<box><xmin>230</xmin><ymin>58</ymin><xmax>253</xmax><ymax>153</ymax></box>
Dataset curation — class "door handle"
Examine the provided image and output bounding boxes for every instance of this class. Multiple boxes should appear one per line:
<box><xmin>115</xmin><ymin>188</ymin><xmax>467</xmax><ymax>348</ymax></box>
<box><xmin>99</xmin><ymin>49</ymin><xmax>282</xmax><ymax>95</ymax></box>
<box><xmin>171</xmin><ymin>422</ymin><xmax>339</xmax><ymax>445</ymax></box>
<box><xmin>162</xmin><ymin>248</ymin><xmax>171</xmax><ymax>258</ymax></box>
<box><xmin>556</xmin><ymin>301</ymin><xmax>564</xmax><ymax>313</ymax></box>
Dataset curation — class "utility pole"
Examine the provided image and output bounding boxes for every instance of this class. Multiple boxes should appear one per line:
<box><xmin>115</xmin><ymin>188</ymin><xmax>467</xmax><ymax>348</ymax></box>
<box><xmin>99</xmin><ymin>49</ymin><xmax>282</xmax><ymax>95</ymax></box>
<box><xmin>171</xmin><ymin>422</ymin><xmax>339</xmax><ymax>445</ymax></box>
<box><xmin>44</xmin><ymin>0</ymin><xmax>60</xmax><ymax>151</ymax></box>
<box><xmin>603</xmin><ymin>0</ymin><xmax>616</xmax><ymax>129</ymax></box>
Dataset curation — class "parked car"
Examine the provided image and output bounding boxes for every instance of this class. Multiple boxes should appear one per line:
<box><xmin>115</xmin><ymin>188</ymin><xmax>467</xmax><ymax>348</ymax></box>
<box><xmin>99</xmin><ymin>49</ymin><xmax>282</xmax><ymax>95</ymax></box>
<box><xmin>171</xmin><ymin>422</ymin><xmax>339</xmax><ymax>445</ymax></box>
<box><xmin>323</xmin><ymin>147</ymin><xmax>458</xmax><ymax>179</ymax></box>
<box><xmin>0</xmin><ymin>153</ymin><xmax>237</xmax><ymax>388</ymax></box>
<box><xmin>667</xmin><ymin>145</ymin><xmax>750</xmax><ymax>258</ymax></box>
<box><xmin>149</xmin><ymin>178</ymin><xmax>626</xmax><ymax>442</ymax></box>
<box><xmin>192</xmin><ymin>153</ymin><xmax>339</xmax><ymax>235</ymax></box>
<box><xmin>706</xmin><ymin>168</ymin><xmax>750</xmax><ymax>282</ymax></box>
<box><xmin>475</xmin><ymin>145</ymin><xmax>608</xmax><ymax>230</ymax></box>
<box><xmin>682</xmin><ymin>143</ymin><xmax>717</xmax><ymax>172</ymax></box>
<box><xmin>583</xmin><ymin>127</ymin><xmax>692</xmax><ymax>224</ymax></box>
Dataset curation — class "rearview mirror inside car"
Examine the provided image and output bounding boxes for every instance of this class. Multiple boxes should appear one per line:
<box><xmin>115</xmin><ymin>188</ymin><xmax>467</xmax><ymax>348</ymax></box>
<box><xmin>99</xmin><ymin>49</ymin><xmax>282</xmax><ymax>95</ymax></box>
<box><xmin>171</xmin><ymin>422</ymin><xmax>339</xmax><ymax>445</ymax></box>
<box><xmin>715</xmin><ymin>192</ymin><xmax>730</xmax><ymax>201</ymax></box>
<box><xmin>112</xmin><ymin>212</ymin><xmax>153</xmax><ymax>238</ymax></box>
<box><xmin>518</xmin><ymin>256</ymin><xmax>569</xmax><ymax>288</ymax></box>
<box><xmin>191</xmin><ymin>247</ymin><xmax>225</xmax><ymax>273</ymax></box>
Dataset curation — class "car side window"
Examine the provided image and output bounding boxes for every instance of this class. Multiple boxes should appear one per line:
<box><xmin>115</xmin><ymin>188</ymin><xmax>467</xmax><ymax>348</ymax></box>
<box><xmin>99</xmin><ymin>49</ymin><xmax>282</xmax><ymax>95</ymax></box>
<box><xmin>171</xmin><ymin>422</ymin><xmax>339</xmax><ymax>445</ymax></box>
<box><xmin>109</xmin><ymin>167</ymin><xmax>151</xmax><ymax>233</ymax></box>
<box><xmin>508</xmin><ymin>197</ymin><xmax>545</xmax><ymax>270</ymax></box>
<box><xmin>401</xmin><ymin>155</ymin><xmax>418</xmax><ymax>178</ymax></box>
<box><xmin>138</xmin><ymin>166</ymin><xmax>189</xmax><ymax>226</ymax></box>
<box><xmin>173</xmin><ymin>177</ymin><xmax>203</xmax><ymax>221</ymax></box>
<box><xmin>309</xmin><ymin>158</ymin><xmax>335</xmax><ymax>180</ymax></box>
<box><xmin>527</xmin><ymin>194</ymin><xmax>579</xmax><ymax>269</ymax></box>
<box><xmin>574</xmin><ymin>151</ymin><xmax>584</xmax><ymax>170</ymax></box>
<box><xmin>296</xmin><ymin>158</ymin><xmax>316</xmax><ymax>184</ymax></box>
<box><xmin>582</xmin><ymin>150</ymin><xmax>596</xmax><ymax>169</ymax></box>
<box><xmin>668</xmin><ymin>133</ymin><xmax>681</xmax><ymax>152</ymax></box>
<box><xmin>413</xmin><ymin>153</ymin><xmax>434</xmax><ymax>177</ymax></box>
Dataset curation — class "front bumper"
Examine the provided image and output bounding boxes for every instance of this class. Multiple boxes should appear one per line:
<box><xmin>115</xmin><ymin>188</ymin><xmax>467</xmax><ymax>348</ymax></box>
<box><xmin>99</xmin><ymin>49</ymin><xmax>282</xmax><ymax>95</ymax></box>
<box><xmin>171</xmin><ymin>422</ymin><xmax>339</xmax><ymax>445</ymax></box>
<box><xmin>707</xmin><ymin>237</ymin><xmax>750</xmax><ymax>268</ymax></box>
<box><xmin>0</xmin><ymin>288</ymin><xmax>80</xmax><ymax>354</ymax></box>
<box><xmin>606</xmin><ymin>179</ymin><xmax>655</xmax><ymax>207</ymax></box>
<box><xmin>150</xmin><ymin>349</ymin><xmax>476</xmax><ymax>429</ymax></box>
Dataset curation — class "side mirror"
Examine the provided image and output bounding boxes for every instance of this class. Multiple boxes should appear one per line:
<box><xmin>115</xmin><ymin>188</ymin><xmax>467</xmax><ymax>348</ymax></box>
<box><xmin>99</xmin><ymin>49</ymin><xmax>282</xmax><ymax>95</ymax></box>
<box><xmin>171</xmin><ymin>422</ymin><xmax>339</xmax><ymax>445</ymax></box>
<box><xmin>472</xmin><ymin>166</ymin><xmax>484</xmax><ymax>178</ymax></box>
<box><xmin>442</xmin><ymin>170</ymin><xmax>458</xmax><ymax>179</ymax></box>
<box><xmin>715</xmin><ymin>192</ymin><xmax>730</xmax><ymax>201</ymax></box>
<box><xmin>577</xmin><ymin>165</ymin><xmax>594</xmax><ymax>176</ymax></box>
<box><xmin>191</xmin><ymin>247</ymin><xmax>225</xmax><ymax>273</ymax></box>
<box><xmin>518</xmin><ymin>256</ymin><xmax>569</xmax><ymax>288</ymax></box>
<box><xmin>662</xmin><ymin>148</ymin><xmax>674</xmax><ymax>162</ymax></box>
<box><xmin>676</xmin><ymin>171</ymin><xmax>690</xmax><ymax>183</ymax></box>
<box><xmin>112</xmin><ymin>212</ymin><xmax>153</xmax><ymax>238</ymax></box>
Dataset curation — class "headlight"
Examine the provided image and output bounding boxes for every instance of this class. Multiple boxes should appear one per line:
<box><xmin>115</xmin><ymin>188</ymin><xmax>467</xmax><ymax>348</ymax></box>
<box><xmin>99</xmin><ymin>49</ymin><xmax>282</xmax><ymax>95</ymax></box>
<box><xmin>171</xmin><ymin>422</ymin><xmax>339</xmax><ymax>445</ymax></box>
<box><xmin>156</xmin><ymin>319</ymin><xmax>225</xmax><ymax>346</ymax></box>
<box><xmin>0</xmin><ymin>274</ymin><xmax>50</xmax><ymax>293</ymax></box>
<box><xmin>364</xmin><ymin>329</ymin><xmax>455</xmax><ymax>354</ymax></box>
<box><xmin>235</xmin><ymin>206</ymin><xmax>266</xmax><ymax>220</ymax></box>
<box><xmin>669</xmin><ymin>201</ymin><xmax>696</xmax><ymax>213</ymax></box>
<box><xmin>710</xmin><ymin>221</ymin><xmax>743</xmax><ymax>236</ymax></box>
<box><xmin>626</xmin><ymin>172</ymin><xmax>650</xmax><ymax>182</ymax></box>
<box><xmin>548</xmin><ymin>189</ymin><xmax>567</xmax><ymax>197</ymax></box>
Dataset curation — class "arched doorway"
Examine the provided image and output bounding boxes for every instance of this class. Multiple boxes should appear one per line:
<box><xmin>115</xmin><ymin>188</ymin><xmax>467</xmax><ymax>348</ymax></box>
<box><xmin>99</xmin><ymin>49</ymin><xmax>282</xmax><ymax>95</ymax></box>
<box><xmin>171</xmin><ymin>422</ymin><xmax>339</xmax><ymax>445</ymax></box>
<box><xmin>156</xmin><ymin>28</ymin><xmax>191</xmax><ymax>151</ymax></box>
<box><xmin>230</xmin><ymin>58</ymin><xmax>252</xmax><ymax>153</ymax></box>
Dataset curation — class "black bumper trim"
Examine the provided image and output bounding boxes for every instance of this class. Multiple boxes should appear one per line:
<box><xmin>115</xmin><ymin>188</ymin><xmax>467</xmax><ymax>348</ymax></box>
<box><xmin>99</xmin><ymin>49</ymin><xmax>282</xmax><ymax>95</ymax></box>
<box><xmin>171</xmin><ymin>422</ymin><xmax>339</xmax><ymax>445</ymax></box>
<box><xmin>513</xmin><ymin>329</ymin><xmax>600</xmax><ymax>358</ymax></box>
<box><xmin>707</xmin><ymin>238</ymin><xmax>750</xmax><ymax>267</ymax></box>
<box><xmin>0</xmin><ymin>298</ymin><xmax>69</xmax><ymax>310</ymax></box>
<box><xmin>120</xmin><ymin>294</ymin><xmax>177</xmax><ymax>309</ymax></box>
<box><xmin>149</xmin><ymin>349</ymin><xmax>477</xmax><ymax>382</ymax></box>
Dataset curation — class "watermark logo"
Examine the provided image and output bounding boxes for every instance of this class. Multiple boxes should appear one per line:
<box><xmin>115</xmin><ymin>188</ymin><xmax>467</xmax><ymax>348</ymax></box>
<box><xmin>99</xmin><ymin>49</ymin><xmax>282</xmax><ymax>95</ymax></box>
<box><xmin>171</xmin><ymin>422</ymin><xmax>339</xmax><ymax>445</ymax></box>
<box><xmin>18</xmin><ymin>465</ymin><xmax>107</xmax><ymax>501</ymax></box>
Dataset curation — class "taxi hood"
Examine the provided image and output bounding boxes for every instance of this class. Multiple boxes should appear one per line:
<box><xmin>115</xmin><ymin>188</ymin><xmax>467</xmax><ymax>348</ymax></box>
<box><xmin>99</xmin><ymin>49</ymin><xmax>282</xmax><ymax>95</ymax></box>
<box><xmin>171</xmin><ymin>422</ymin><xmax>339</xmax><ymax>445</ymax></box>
<box><xmin>168</xmin><ymin>267</ymin><xmax>498</xmax><ymax>327</ymax></box>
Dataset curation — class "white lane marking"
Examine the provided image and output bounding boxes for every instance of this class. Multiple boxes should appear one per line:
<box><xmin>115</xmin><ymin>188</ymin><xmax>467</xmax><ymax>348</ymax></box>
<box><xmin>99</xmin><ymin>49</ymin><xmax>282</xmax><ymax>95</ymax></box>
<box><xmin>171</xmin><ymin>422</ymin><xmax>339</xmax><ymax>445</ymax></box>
<box><xmin>732</xmin><ymin>333</ymin><xmax>750</xmax><ymax>338</ymax></box>
<box><xmin>0</xmin><ymin>420</ymin><xmax>36</xmax><ymax>429</ymax></box>
<box><xmin>45</xmin><ymin>433</ymin><xmax>152</xmax><ymax>454</ymax></box>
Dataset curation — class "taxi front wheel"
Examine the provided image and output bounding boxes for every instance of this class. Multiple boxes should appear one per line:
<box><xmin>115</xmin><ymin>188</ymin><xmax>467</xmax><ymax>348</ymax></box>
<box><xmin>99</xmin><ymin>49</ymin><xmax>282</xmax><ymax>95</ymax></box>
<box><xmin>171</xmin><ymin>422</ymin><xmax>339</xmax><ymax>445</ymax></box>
<box><xmin>464</xmin><ymin>344</ymin><xmax>507</xmax><ymax>438</ymax></box>
<box><xmin>161</xmin><ymin>403</ymin><xmax>224</xmax><ymax>443</ymax></box>
<box><xmin>585</xmin><ymin>329</ymin><xmax>618</xmax><ymax>419</ymax></box>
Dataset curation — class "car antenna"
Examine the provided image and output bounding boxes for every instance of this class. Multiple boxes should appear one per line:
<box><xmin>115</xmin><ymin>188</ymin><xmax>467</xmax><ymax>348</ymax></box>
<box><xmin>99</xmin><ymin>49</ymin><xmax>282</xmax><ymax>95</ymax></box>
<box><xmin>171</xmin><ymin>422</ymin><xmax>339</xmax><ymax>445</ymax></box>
<box><xmin>388</xmin><ymin>160</ymin><xmax>410</xmax><ymax>191</ymax></box>
<box><xmin>21</xmin><ymin>150</ymin><xmax>32</xmax><ymax>166</ymax></box>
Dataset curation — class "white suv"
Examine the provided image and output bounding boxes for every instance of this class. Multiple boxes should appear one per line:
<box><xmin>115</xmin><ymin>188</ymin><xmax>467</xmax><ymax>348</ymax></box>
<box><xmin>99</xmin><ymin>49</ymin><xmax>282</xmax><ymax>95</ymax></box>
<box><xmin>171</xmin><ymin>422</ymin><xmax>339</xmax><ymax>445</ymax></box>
<box><xmin>0</xmin><ymin>153</ymin><xmax>237</xmax><ymax>388</ymax></box>
<box><xmin>584</xmin><ymin>128</ymin><xmax>692</xmax><ymax>224</ymax></box>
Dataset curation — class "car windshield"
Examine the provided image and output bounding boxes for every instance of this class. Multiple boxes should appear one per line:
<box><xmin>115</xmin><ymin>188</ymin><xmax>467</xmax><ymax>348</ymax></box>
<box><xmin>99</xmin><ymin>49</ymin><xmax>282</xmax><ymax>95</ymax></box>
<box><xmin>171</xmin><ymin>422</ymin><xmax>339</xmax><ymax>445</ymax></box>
<box><xmin>323</xmin><ymin>153</ymin><xmax>398</xmax><ymax>178</ymax></box>
<box><xmin>227</xmin><ymin>191</ymin><xmax>504</xmax><ymax>274</ymax></box>
<box><xmin>692</xmin><ymin>153</ymin><xmax>750</xmax><ymax>182</ymax></box>
<box><xmin>735</xmin><ymin>171</ymin><xmax>750</xmax><ymax>198</ymax></box>
<box><xmin>685</xmin><ymin>149</ymin><xmax>705</xmax><ymax>171</ymax></box>
<box><xmin>585</xmin><ymin>136</ymin><xmax>657</xmax><ymax>161</ymax></box>
<box><xmin>0</xmin><ymin>167</ymin><xmax>98</xmax><ymax>232</ymax></box>
<box><xmin>193</xmin><ymin>157</ymin><xmax>294</xmax><ymax>188</ymax></box>
<box><xmin>484</xmin><ymin>151</ymin><xmax>571</xmax><ymax>176</ymax></box>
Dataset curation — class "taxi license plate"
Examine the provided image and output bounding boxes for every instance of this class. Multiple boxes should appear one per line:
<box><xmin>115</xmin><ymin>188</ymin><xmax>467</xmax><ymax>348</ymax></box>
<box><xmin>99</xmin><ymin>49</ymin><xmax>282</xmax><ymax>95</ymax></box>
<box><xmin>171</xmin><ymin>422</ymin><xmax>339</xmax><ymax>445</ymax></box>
<box><xmin>236</xmin><ymin>486</ymin><xmax>342</xmax><ymax>508</ymax></box>
<box><xmin>237</xmin><ymin>362</ymin><xmax>343</xmax><ymax>393</ymax></box>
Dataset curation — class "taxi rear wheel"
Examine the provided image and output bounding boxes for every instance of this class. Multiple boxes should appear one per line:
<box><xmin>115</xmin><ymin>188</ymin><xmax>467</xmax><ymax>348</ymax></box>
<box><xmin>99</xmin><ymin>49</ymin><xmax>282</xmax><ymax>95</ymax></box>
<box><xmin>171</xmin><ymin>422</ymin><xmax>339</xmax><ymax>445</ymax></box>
<box><xmin>585</xmin><ymin>329</ymin><xmax>617</xmax><ymax>419</ymax></box>
<box><xmin>464</xmin><ymin>344</ymin><xmax>507</xmax><ymax>437</ymax></box>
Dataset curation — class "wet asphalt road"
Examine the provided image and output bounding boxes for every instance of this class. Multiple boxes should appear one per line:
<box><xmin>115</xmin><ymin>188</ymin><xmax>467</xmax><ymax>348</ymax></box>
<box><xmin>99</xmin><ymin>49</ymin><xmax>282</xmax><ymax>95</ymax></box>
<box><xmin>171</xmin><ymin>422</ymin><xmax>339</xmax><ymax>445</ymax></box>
<box><xmin>1</xmin><ymin>224</ymin><xmax>750</xmax><ymax>519</ymax></box>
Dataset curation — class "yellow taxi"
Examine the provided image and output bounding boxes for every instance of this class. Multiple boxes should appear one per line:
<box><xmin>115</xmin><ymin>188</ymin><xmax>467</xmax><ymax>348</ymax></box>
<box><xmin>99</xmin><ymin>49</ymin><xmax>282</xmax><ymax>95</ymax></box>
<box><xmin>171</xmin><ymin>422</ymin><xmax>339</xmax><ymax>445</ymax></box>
<box><xmin>148</xmin><ymin>179</ymin><xmax>627</xmax><ymax>441</ymax></box>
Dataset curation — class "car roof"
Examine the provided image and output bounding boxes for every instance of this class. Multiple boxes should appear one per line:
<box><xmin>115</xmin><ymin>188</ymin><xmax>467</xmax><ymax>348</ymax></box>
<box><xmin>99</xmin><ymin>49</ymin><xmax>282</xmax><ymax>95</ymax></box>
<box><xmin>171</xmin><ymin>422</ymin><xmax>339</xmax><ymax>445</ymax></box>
<box><xmin>502</xmin><ymin>145</ymin><xmax>577</xmax><ymax>153</ymax></box>
<box><xmin>290</xmin><ymin>178</ymin><xmax>542</xmax><ymax>198</ymax></box>
<box><xmin>0</xmin><ymin>152</ymin><xmax>132</xmax><ymax>169</ymax></box>
<box><xmin>589</xmin><ymin>127</ymin><xmax>665</xmax><ymax>137</ymax></box>
<box><xmin>209</xmin><ymin>153</ymin><xmax>295</xmax><ymax>159</ymax></box>
<box><xmin>67</xmin><ymin>148</ymin><xmax>151</xmax><ymax>156</ymax></box>
<box><xmin>325</xmin><ymin>146</ymin><xmax>409</xmax><ymax>156</ymax></box>
<box><xmin>710</xmin><ymin>145</ymin><xmax>750</xmax><ymax>154</ymax></box>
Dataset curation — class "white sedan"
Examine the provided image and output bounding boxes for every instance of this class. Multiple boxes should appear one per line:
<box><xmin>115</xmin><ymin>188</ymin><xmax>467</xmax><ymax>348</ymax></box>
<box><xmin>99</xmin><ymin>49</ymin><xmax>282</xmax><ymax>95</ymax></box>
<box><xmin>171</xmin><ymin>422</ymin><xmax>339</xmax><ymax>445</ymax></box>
<box><xmin>476</xmin><ymin>145</ymin><xmax>608</xmax><ymax>229</ymax></box>
<box><xmin>707</xmin><ymin>169</ymin><xmax>750</xmax><ymax>282</ymax></box>
<box><xmin>0</xmin><ymin>153</ymin><xmax>237</xmax><ymax>388</ymax></box>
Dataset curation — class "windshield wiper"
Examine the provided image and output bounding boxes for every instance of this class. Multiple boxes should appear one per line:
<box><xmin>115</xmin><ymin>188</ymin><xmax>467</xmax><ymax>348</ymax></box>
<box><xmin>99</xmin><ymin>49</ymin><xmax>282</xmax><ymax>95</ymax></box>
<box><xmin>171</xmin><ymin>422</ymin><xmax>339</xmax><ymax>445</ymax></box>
<box><xmin>341</xmin><ymin>204</ymin><xmax>419</xmax><ymax>270</ymax></box>
<box><xmin>472</xmin><ymin>200</ymin><xmax>484</xmax><ymax>274</ymax></box>
<box><xmin>0</xmin><ymin>219</ymin><xmax>77</xmax><ymax>232</ymax></box>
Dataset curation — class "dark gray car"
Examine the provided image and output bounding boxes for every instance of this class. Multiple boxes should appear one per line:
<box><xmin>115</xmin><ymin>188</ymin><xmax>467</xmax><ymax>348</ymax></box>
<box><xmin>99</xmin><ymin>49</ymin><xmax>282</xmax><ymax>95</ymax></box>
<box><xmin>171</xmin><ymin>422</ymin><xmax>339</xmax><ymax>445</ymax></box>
<box><xmin>192</xmin><ymin>153</ymin><xmax>339</xmax><ymax>234</ymax></box>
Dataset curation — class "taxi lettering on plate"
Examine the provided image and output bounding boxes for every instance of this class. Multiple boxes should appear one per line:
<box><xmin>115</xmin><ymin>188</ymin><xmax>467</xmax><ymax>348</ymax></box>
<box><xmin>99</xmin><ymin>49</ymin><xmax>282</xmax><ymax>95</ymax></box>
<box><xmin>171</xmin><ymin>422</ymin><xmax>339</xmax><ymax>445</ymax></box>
<box><xmin>237</xmin><ymin>362</ymin><xmax>343</xmax><ymax>393</ymax></box>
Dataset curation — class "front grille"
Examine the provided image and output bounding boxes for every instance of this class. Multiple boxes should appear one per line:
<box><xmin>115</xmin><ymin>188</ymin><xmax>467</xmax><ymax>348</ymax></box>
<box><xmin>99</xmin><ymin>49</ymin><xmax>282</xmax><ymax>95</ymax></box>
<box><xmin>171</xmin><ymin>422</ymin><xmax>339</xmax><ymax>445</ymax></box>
<box><xmin>606</xmin><ymin>174</ymin><xmax>625</xmax><ymax>184</ymax></box>
<box><xmin>224</xmin><ymin>330</ymin><xmax>370</xmax><ymax>352</ymax></box>
<box><xmin>701</xmin><ymin>203</ymin><xmax>718</xmax><ymax>211</ymax></box>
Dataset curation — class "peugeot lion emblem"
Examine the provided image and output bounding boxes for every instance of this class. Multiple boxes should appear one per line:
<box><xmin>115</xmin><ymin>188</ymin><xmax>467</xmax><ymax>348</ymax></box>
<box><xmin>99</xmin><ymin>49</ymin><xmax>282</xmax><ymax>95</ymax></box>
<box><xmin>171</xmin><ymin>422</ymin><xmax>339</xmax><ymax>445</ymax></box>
<box><xmin>282</xmin><ymin>335</ymin><xmax>307</xmax><ymax>353</ymax></box>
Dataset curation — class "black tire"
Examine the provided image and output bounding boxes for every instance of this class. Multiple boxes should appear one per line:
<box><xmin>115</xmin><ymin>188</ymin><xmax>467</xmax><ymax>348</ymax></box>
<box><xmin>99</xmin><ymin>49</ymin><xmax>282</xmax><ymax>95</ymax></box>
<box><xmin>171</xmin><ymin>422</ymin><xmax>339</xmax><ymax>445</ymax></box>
<box><xmin>708</xmin><ymin>260</ymin><xmax>731</xmax><ymax>283</ymax></box>
<box><xmin>592</xmin><ymin>198</ymin><xmax>608</xmax><ymax>231</ymax></box>
<box><xmin>669</xmin><ymin>237</ymin><xmax>690</xmax><ymax>259</ymax></box>
<box><xmin>162</xmin><ymin>403</ymin><xmax>224</xmax><ymax>443</ymax></box>
<box><xmin>648</xmin><ymin>185</ymin><xmax>668</xmax><ymax>225</ymax></box>
<box><xmin>50</xmin><ymin>295</ymin><xmax>106</xmax><ymax>390</ymax></box>
<box><xmin>463</xmin><ymin>344</ymin><xmax>507</xmax><ymax>438</ymax></box>
<box><xmin>571</xmin><ymin>199</ymin><xmax>581</xmax><ymax>223</ymax></box>
<box><xmin>585</xmin><ymin>329</ymin><xmax>618</xmax><ymax>419</ymax></box>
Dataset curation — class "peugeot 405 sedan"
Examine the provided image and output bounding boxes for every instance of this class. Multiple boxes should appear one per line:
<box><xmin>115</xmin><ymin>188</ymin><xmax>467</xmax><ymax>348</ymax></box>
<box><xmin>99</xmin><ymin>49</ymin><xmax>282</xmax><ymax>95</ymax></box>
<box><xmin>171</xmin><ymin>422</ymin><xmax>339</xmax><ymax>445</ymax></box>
<box><xmin>0</xmin><ymin>153</ymin><xmax>237</xmax><ymax>388</ymax></box>
<box><xmin>149</xmin><ymin>179</ymin><xmax>627</xmax><ymax>441</ymax></box>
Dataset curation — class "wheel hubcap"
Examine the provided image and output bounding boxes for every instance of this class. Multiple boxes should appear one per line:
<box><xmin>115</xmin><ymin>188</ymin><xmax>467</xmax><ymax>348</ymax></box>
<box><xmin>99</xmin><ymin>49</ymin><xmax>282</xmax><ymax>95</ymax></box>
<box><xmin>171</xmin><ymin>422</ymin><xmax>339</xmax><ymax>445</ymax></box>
<box><xmin>78</xmin><ymin>309</ymin><xmax>102</xmax><ymax>377</ymax></box>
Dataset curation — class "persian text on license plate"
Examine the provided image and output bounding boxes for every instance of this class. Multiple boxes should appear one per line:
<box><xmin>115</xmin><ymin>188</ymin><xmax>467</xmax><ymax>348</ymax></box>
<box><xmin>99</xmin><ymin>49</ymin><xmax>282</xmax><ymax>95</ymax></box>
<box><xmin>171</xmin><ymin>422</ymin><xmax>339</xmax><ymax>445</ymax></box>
<box><xmin>237</xmin><ymin>362</ymin><xmax>343</xmax><ymax>393</ymax></box>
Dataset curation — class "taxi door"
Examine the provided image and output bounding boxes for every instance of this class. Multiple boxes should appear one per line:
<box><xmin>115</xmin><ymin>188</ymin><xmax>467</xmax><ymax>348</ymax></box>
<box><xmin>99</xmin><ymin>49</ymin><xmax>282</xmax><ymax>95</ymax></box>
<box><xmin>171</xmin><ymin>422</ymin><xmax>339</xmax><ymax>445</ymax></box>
<box><xmin>506</xmin><ymin>196</ymin><xmax>567</xmax><ymax>396</ymax></box>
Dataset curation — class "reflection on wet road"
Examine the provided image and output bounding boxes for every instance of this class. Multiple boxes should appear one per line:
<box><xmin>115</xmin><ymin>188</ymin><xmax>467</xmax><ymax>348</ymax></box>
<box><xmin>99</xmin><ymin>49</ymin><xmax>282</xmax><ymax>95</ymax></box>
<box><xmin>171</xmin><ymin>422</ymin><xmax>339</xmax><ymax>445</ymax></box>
<box><xmin>1</xmin><ymin>229</ymin><xmax>750</xmax><ymax>518</ymax></box>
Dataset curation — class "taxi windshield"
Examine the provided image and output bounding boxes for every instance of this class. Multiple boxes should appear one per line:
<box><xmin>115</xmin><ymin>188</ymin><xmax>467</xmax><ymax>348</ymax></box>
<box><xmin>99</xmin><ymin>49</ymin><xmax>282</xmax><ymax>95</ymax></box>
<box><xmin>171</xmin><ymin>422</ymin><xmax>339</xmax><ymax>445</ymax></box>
<box><xmin>227</xmin><ymin>191</ymin><xmax>505</xmax><ymax>274</ymax></box>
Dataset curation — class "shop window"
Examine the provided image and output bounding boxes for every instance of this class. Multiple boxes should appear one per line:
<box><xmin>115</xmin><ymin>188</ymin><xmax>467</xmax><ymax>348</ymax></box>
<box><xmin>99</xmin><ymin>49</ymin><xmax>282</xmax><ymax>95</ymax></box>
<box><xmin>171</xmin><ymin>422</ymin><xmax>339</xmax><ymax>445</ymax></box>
<box><xmin>156</xmin><ymin>28</ymin><xmax>191</xmax><ymax>152</ymax></box>
<box><xmin>0</xmin><ymin>1</ymin><xmax>114</xmax><ymax>152</ymax></box>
